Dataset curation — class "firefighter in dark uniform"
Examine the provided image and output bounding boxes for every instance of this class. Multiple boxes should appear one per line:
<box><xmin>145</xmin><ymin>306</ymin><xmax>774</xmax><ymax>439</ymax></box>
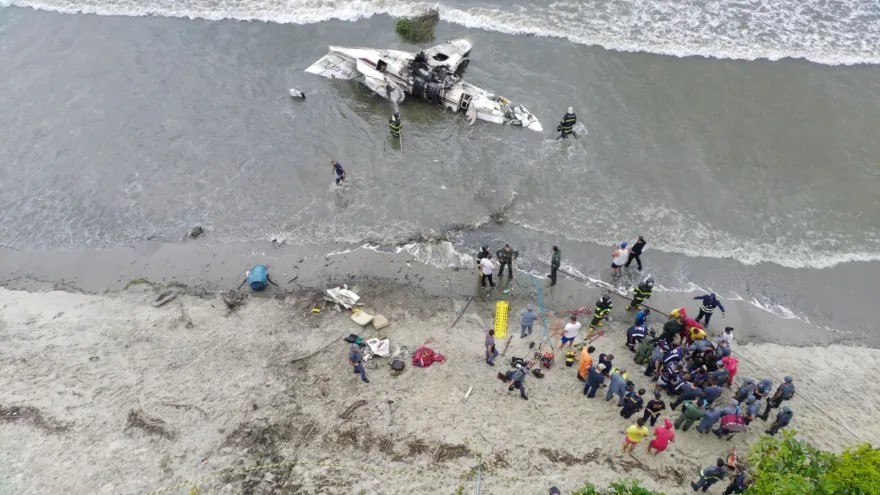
<box><xmin>589</xmin><ymin>294</ymin><xmax>612</xmax><ymax>336</ymax></box>
<box><xmin>627</xmin><ymin>277</ymin><xmax>655</xmax><ymax>310</ymax></box>
<box><xmin>557</xmin><ymin>107</ymin><xmax>576</xmax><ymax>138</ymax></box>
<box><xmin>389</xmin><ymin>112</ymin><xmax>402</xmax><ymax>138</ymax></box>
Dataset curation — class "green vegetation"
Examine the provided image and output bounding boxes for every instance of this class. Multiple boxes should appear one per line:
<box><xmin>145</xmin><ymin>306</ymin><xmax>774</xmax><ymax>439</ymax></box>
<box><xmin>573</xmin><ymin>480</ymin><xmax>665</xmax><ymax>495</ymax></box>
<box><xmin>746</xmin><ymin>432</ymin><xmax>880</xmax><ymax>495</ymax></box>
<box><xmin>395</xmin><ymin>8</ymin><xmax>439</xmax><ymax>43</ymax></box>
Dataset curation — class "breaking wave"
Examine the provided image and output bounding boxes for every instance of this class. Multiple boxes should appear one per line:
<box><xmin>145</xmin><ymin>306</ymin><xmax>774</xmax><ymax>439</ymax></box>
<box><xmin>3</xmin><ymin>0</ymin><xmax>880</xmax><ymax>65</ymax></box>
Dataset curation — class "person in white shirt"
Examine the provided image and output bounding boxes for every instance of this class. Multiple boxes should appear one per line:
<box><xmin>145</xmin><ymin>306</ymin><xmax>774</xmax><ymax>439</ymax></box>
<box><xmin>611</xmin><ymin>241</ymin><xmax>630</xmax><ymax>277</ymax></box>
<box><xmin>479</xmin><ymin>254</ymin><xmax>496</xmax><ymax>288</ymax></box>
<box><xmin>561</xmin><ymin>315</ymin><xmax>582</xmax><ymax>348</ymax></box>
<box><xmin>718</xmin><ymin>326</ymin><xmax>735</xmax><ymax>347</ymax></box>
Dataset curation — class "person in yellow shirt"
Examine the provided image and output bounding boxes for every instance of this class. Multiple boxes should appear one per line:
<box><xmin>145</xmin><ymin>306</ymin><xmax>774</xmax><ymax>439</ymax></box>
<box><xmin>689</xmin><ymin>326</ymin><xmax>707</xmax><ymax>343</ymax></box>
<box><xmin>623</xmin><ymin>417</ymin><xmax>650</xmax><ymax>453</ymax></box>
<box><xmin>577</xmin><ymin>345</ymin><xmax>596</xmax><ymax>381</ymax></box>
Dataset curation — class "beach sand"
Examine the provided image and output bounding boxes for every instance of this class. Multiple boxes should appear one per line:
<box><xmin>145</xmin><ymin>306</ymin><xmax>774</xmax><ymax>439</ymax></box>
<box><xmin>1</xmin><ymin>246</ymin><xmax>877</xmax><ymax>494</ymax></box>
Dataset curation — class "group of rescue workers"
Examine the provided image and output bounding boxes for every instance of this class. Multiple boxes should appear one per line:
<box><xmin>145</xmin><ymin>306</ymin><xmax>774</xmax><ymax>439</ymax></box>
<box><xmin>474</xmin><ymin>240</ymin><xmax>797</xmax><ymax>494</ymax></box>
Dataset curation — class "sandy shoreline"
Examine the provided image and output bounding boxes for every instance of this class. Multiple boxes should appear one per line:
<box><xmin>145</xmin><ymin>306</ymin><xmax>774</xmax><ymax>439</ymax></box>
<box><xmin>1</xmin><ymin>244</ymin><xmax>878</xmax><ymax>494</ymax></box>
<box><xmin>0</xmin><ymin>241</ymin><xmax>870</xmax><ymax>348</ymax></box>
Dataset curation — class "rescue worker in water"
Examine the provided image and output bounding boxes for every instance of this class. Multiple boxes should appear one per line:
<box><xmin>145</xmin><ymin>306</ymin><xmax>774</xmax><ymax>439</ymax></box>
<box><xmin>389</xmin><ymin>112</ymin><xmax>402</xmax><ymax>138</ymax></box>
<box><xmin>557</xmin><ymin>107</ymin><xmax>576</xmax><ymax>138</ymax></box>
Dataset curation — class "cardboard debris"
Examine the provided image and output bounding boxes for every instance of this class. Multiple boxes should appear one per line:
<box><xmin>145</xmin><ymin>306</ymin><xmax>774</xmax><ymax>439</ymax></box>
<box><xmin>372</xmin><ymin>314</ymin><xmax>390</xmax><ymax>330</ymax></box>
<box><xmin>351</xmin><ymin>309</ymin><xmax>374</xmax><ymax>326</ymax></box>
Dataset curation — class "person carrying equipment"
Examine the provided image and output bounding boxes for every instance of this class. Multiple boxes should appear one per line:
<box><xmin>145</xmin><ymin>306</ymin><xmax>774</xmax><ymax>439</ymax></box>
<box><xmin>330</xmin><ymin>159</ymin><xmax>346</xmax><ymax>186</ymax></box>
<box><xmin>495</xmin><ymin>243</ymin><xmax>519</xmax><ymax>278</ymax></box>
<box><xmin>238</xmin><ymin>264</ymin><xmax>279</xmax><ymax>292</ymax></box>
<box><xmin>627</xmin><ymin>277</ymin><xmax>654</xmax><ymax>310</ymax></box>
<box><xmin>389</xmin><ymin>112</ymin><xmax>402</xmax><ymax>138</ymax></box>
<box><xmin>589</xmin><ymin>294</ymin><xmax>612</xmax><ymax>336</ymax></box>
<box><xmin>557</xmin><ymin>107</ymin><xmax>576</xmax><ymax>138</ymax></box>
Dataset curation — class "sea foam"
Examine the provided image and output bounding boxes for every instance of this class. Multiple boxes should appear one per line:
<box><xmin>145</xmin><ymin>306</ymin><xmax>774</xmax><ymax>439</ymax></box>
<box><xmin>3</xmin><ymin>0</ymin><xmax>879</xmax><ymax>65</ymax></box>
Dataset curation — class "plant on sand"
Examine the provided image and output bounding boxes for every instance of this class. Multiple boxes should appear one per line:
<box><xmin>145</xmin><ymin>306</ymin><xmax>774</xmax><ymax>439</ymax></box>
<box><xmin>395</xmin><ymin>8</ymin><xmax>439</xmax><ymax>43</ymax></box>
<box><xmin>746</xmin><ymin>431</ymin><xmax>880</xmax><ymax>495</ymax></box>
<box><xmin>573</xmin><ymin>480</ymin><xmax>666</xmax><ymax>495</ymax></box>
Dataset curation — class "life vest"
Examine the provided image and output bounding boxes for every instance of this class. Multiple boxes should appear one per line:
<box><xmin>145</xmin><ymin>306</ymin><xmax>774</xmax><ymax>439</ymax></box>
<box><xmin>248</xmin><ymin>264</ymin><xmax>268</xmax><ymax>291</ymax></box>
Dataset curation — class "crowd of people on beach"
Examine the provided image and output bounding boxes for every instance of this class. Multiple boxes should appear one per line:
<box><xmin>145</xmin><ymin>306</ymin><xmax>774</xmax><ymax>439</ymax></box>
<box><xmin>480</xmin><ymin>238</ymin><xmax>798</xmax><ymax>493</ymax></box>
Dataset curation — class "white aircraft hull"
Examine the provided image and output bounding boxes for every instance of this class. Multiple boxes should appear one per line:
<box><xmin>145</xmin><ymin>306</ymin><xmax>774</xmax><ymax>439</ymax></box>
<box><xmin>306</xmin><ymin>39</ymin><xmax>542</xmax><ymax>132</ymax></box>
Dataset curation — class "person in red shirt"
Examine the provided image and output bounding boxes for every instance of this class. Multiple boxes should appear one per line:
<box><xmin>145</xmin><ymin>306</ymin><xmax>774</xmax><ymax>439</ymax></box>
<box><xmin>647</xmin><ymin>418</ymin><xmax>676</xmax><ymax>455</ymax></box>
<box><xmin>721</xmin><ymin>355</ymin><xmax>739</xmax><ymax>386</ymax></box>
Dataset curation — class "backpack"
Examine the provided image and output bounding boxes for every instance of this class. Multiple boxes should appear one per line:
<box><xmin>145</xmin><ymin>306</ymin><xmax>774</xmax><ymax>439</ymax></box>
<box><xmin>390</xmin><ymin>358</ymin><xmax>405</xmax><ymax>372</ymax></box>
<box><xmin>721</xmin><ymin>414</ymin><xmax>748</xmax><ymax>432</ymax></box>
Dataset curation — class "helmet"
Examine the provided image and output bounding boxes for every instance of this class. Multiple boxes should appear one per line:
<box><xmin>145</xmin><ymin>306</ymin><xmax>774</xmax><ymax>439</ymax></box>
<box><xmin>394</xmin><ymin>111</ymin><xmax>400</xmax><ymax>117</ymax></box>
<box><xmin>481</xmin><ymin>244</ymin><xmax>489</xmax><ymax>252</ymax></box>
<box><xmin>646</xmin><ymin>277</ymin><xmax>654</xmax><ymax>287</ymax></box>
<box><xmin>620</xmin><ymin>241</ymin><xmax>628</xmax><ymax>248</ymax></box>
<box><xmin>567</xmin><ymin>107</ymin><xmax>573</xmax><ymax>114</ymax></box>
<box><xmin>601</xmin><ymin>295</ymin><xmax>610</xmax><ymax>304</ymax></box>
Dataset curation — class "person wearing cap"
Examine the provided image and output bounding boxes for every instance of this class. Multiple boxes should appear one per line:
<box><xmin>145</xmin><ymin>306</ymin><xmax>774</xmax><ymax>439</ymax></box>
<box><xmin>389</xmin><ymin>111</ymin><xmax>402</xmax><ymax>138</ymax></box>
<box><xmin>348</xmin><ymin>340</ymin><xmax>369</xmax><ymax>384</ymax></box>
<box><xmin>643</xmin><ymin>391</ymin><xmax>667</xmax><ymax>427</ymax></box>
<box><xmin>760</xmin><ymin>376</ymin><xmax>795</xmax><ymax>421</ymax></box>
<box><xmin>693</xmin><ymin>292</ymin><xmax>726</xmax><ymax>327</ymax></box>
<box><xmin>753</xmin><ymin>378</ymin><xmax>773</xmax><ymax>401</ymax></box>
<box><xmin>606</xmin><ymin>368</ymin><xmax>628</xmax><ymax>405</ymax></box>
<box><xmin>625</xmin><ymin>235</ymin><xmax>648</xmax><ymax>271</ymax></box>
<box><xmin>557</xmin><ymin>107</ymin><xmax>577</xmax><ymax>138</ymax></box>
<box><xmin>675</xmin><ymin>398</ymin><xmax>706</xmax><ymax>431</ymax></box>
<box><xmin>584</xmin><ymin>363</ymin><xmax>606</xmax><ymax>398</ymax></box>
<box><xmin>505</xmin><ymin>362</ymin><xmax>531</xmax><ymax>400</ymax></box>
<box><xmin>495</xmin><ymin>243</ymin><xmax>519</xmax><ymax>279</ymax></box>
<box><xmin>743</xmin><ymin>396</ymin><xmax>760</xmax><ymax>425</ymax></box>
<box><xmin>622</xmin><ymin>417</ymin><xmax>650</xmax><ymax>454</ymax></box>
<box><xmin>691</xmin><ymin>458</ymin><xmax>729</xmax><ymax>492</ymax></box>
<box><xmin>696</xmin><ymin>405</ymin><xmax>722</xmax><ymax>434</ymax></box>
<box><xmin>611</xmin><ymin>242</ymin><xmax>630</xmax><ymax>277</ymax></box>
<box><xmin>734</xmin><ymin>378</ymin><xmax>757</xmax><ymax>403</ymax></box>
<box><xmin>766</xmin><ymin>406</ymin><xmax>794</xmax><ymax>435</ymax></box>
<box><xmin>520</xmin><ymin>304</ymin><xmax>537</xmax><ymax>338</ymax></box>
<box><xmin>647</xmin><ymin>418</ymin><xmax>676</xmax><ymax>455</ymax></box>
<box><xmin>627</xmin><ymin>276</ymin><xmax>654</xmax><ymax>310</ymax></box>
